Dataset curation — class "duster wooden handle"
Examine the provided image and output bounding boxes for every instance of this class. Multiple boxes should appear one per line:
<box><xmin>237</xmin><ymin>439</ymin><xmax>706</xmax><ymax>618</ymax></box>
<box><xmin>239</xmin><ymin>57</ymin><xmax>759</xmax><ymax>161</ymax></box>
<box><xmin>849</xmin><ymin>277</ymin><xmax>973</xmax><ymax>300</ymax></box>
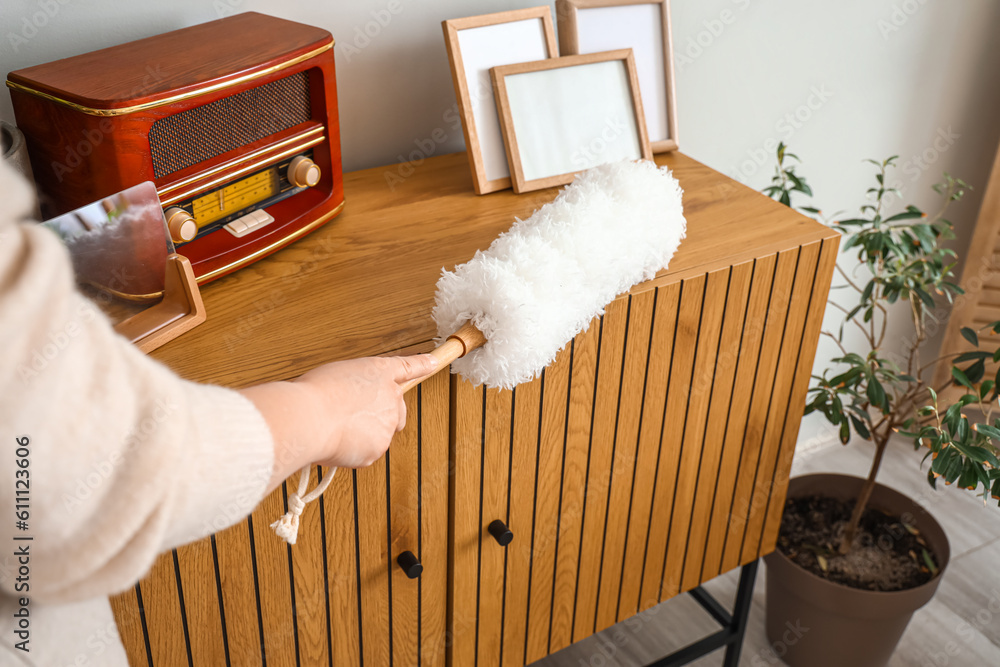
<box><xmin>399</xmin><ymin>322</ymin><xmax>486</xmax><ymax>393</ymax></box>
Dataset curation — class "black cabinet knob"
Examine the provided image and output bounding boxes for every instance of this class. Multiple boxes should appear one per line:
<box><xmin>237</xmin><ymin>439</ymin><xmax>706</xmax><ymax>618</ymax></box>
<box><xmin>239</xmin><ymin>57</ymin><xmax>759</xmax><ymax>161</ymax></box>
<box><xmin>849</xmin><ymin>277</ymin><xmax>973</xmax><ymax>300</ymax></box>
<box><xmin>488</xmin><ymin>519</ymin><xmax>513</xmax><ymax>547</ymax></box>
<box><xmin>397</xmin><ymin>551</ymin><xmax>422</xmax><ymax>579</ymax></box>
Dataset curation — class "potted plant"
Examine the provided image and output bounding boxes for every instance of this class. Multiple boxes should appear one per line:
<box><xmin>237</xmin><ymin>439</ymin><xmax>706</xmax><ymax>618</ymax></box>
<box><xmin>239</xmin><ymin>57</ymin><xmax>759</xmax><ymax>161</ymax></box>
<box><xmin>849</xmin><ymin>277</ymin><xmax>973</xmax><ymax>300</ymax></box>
<box><xmin>760</xmin><ymin>144</ymin><xmax>998</xmax><ymax>667</ymax></box>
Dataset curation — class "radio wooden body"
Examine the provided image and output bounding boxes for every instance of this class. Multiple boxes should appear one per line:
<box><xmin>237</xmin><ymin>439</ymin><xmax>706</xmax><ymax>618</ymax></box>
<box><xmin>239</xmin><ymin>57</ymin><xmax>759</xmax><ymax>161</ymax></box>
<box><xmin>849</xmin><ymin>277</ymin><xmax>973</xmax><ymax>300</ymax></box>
<box><xmin>6</xmin><ymin>11</ymin><xmax>344</xmax><ymax>284</ymax></box>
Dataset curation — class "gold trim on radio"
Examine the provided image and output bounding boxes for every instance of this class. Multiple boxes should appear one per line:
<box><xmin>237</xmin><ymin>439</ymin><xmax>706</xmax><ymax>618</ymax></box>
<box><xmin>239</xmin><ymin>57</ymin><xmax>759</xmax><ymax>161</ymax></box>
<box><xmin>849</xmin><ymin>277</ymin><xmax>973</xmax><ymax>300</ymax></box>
<box><xmin>5</xmin><ymin>40</ymin><xmax>333</xmax><ymax>117</ymax></box>
<box><xmin>158</xmin><ymin>135</ymin><xmax>326</xmax><ymax>207</ymax></box>
<box><xmin>197</xmin><ymin>199</ymin><xmax>345</xmax><ymax>284</ymax></box>
<box><xmin>157</xmin><ymin>126</ymin><xmax>325</xmax><ymax>198</ymax></box>
<box><xmin>99</xmin><ymin>200</ymin><xmax>346</xmax><ymax>300</ymax></box>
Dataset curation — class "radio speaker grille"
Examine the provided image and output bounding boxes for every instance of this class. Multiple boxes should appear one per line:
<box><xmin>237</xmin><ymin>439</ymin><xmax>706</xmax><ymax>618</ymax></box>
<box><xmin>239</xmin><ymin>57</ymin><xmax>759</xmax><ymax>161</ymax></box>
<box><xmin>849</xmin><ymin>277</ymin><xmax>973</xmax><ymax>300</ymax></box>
<box><xmin>149</xmin><ymin>71</ymin><xmax>311</xmax><ymax>178</ymax></box>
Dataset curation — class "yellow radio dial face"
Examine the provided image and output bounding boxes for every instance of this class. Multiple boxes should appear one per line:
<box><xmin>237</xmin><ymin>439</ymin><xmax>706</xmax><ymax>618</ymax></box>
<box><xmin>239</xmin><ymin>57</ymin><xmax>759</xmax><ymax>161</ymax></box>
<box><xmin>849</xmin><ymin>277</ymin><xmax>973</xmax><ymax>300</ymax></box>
<box><xmin>191</xmin><ymin>167</ymin><xmax>279</xmax><ymax>227</ymax></box>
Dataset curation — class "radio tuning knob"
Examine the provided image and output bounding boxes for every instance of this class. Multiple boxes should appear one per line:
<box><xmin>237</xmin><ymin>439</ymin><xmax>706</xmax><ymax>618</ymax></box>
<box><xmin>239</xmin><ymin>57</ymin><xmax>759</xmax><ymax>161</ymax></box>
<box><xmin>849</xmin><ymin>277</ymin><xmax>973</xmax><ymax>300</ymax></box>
<box><xmin>164</xmin><ymin>207</ymin><xmax>197</xmax><ymax>244</ymax></box>
<box><xmin>288</xmin><ymin>156</ymin><xmax>321</xmax><ymax>188</ymax></box>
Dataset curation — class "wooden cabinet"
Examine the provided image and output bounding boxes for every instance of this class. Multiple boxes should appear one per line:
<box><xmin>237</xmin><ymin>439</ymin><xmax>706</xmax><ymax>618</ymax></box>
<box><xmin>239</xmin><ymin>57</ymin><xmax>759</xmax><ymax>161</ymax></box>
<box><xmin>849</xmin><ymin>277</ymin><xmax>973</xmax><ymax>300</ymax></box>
<box><xmin>109</xmin><ymin>152</ymin><xmax>837</xmax><ymax>665</ymax></box>
<box><xmin>451</xmin><ymin>242</ymin><xmax>836</xmax><ymax>666</ymax></box>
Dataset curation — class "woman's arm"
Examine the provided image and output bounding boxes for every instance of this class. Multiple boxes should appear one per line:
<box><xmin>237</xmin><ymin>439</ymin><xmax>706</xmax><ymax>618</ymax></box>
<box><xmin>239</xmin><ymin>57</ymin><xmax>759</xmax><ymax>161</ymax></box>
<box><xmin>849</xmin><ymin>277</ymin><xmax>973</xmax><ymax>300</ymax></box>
<box><xmin>0</xmin><ymin>157</ymin><xmax>435</xmax><ymax>603</ymax></box>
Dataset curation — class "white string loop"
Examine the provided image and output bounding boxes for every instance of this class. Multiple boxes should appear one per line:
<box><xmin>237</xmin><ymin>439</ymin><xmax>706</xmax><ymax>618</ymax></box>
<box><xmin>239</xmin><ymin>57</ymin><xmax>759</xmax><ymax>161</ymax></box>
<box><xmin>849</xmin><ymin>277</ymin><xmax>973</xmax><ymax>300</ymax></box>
<box><xmin>270</xmin><ymin>464</ymin><xmax>337</xmax><ymax>544</ymax></box>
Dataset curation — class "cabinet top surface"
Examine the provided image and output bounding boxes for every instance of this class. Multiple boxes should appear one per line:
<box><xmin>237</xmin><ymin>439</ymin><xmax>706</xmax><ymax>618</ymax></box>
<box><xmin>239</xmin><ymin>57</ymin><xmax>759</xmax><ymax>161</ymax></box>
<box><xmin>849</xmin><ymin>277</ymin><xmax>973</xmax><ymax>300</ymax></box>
<box><xmin>6</xmin><ymin>12</ymin><xmax>331</xmax><ymax>109</ymax></box>
<box><xmin>151</xmin><ymin>152</ymin><xmax>837</xmax><ymax>387</ymax></box>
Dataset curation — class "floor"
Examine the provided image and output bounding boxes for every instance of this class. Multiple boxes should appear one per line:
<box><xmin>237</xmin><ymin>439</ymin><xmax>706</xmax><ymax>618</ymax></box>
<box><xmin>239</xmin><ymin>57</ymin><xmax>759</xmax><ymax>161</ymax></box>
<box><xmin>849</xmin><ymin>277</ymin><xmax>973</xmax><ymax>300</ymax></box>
<box><xmin>533</xmin><ymin>437</ymin><xmax>1000</xmax><ymax>666</ymax></box>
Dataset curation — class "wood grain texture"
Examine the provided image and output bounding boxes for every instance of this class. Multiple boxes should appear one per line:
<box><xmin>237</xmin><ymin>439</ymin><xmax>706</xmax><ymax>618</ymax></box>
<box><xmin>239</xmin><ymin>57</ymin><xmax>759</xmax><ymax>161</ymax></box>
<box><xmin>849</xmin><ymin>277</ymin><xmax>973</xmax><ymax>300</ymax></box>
<box><xmin>356</xmin><ymin>447</ymin><xmax>393</xmax><ymax>666</ymax></box>
<box><xmin>449</xmin><ymin>378</ymin><xmax>484</xmax><ymax>667</ymax></box>
<box><xmin>285</xmin><ymin>468</ymin><xmax>330</xmax><ymax>666</ymax></box>
<box><xmin>137</xmin><ymin>551</ymin><xmax>190</xmax><ymax>666</ymax></box>
<box><xmin>419</xmin><ymin>370</ymin><xmax>451</xmax><ymax>667</ymax></box>
<box><xmin>108</xmin><ymin>586</ymin><xmax>150</xmax><ymax>667</ymax></box>
<box><xmin>571</xmin><ymin>297</ymin><xmax>631</xmax><ymax>642</ymax></box>
<box><xmin>720</xmin><ymin>249</ymin><xmax>799</xmax><ymax>575</ymax></box>
<box><xmin>478</xmin><ymin>388</ymin><xmax>513</xmax><ymax>666</ymax></box>
<box><xmin>173</xmin><ymin>539</ymin><xmax>227</xmax><ymax>667</ymax></box>
<box><xmin>660</xmin><ymin>268</ymin><xmax>729</xmax><ymax>601</ymax></box>
<box><xmin>758</xmin><ymin>237</ymin><xmax>840</xmax><ymax>555</ymax></box>
<box><xmin>524</xmin><ymin>346</ymin><xmax>571</xmax><ymax>663</ymax></box>
<box><xmin>699</xmin><ymin>255</ymin><xmax>776</xmax><ymax>582</ymax></box>
<box><xmin>502</xmin><ymin>379</ymin><xmax>542</xmax><ymax>666</ymax></box>
<box><xmin>638</xmin><ymin>274</ymin><xmax>705</xmax><ymax>610</ymax></box>
<box><xmin>615</xmin><ymin>283</ymin><xmax>681</xmax><ymax>620</ymax></box>
<box><xmin>685</xmin><ymin>260</ymin><xmax>753</xmax><ymax>588</ymax></box>
<box><xmin>324</xmin><ymin>467</ymin><xmax>362</xmax><ymax>667</ymax></box>
<box><xmin>390</xmin><ymin>390</ymin><xmax>421</xmax><ymax>667</ymax></box>
<box><xmin>594</xmin><ymin>289</ymin><xmax>656</xmax><ymax>632</ymax></box>
<box><xmin>548</xmin><ymin>321</ymin><xmax>602</xmax><ymax>653</ymax></box>
<box><xmin>252</xmin><ymin>486</ymin><xmax>297</xmax><ymax>667</ymax></box>
<box><xmin>212</xmin><ymin>520</ymin><xmax>264</xmax><ymax>667</ymax></box>
<box><xmin>737</xmin><ymin>241</ymin><xmax>821</xmax><ymax>565</ymax></box>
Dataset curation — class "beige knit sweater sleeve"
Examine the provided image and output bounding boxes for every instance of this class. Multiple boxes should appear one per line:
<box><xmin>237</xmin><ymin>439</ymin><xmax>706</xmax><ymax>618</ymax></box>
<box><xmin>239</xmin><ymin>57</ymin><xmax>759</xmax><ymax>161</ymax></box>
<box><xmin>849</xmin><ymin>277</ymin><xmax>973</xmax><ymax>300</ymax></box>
<box><xmin>0</xmin><ymin>157</ymin><xmax>276</xmax><ymax>604</ymax></box>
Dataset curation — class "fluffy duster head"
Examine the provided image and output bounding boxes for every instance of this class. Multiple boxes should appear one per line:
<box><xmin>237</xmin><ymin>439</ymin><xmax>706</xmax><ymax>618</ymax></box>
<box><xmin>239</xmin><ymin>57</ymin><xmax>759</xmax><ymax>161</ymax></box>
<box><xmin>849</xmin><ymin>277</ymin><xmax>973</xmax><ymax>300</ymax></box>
<box><xmin>432</xmin><ymin>159</ymin><xmax>686</xmax><ymax>389</ymax></box>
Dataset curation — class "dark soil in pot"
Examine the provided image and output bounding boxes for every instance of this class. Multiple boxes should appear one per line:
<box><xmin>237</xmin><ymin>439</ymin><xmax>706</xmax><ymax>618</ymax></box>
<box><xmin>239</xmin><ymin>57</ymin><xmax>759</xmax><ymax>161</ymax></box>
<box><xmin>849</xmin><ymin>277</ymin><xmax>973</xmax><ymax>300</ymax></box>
<box><xmin>764</xmin><ymin>473</ymin><xmax>950</xmax><ymax>667</ymax></box>
<box><xmin>777</xmin><ymin>494</ymin><xmax>940</xmax><ymax>591</ymax></box>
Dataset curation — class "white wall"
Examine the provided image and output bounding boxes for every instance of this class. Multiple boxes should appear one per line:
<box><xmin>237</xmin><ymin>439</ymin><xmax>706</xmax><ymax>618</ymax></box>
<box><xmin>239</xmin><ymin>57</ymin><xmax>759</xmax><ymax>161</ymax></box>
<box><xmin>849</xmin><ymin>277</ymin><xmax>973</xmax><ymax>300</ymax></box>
<box><xmin>3</xmin><ymin>0</ymin><xmax>999</xmax><ymax>452</ymax></box>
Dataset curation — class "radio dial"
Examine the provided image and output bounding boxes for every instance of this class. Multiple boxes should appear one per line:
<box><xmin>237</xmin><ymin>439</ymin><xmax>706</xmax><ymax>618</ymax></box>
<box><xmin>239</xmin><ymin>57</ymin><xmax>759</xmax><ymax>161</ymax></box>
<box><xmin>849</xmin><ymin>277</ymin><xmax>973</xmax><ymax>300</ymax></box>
<box><xmin>164</xmin><ymin>207</ymin><xmax>198</xmax><ymax>244</ymax></box>
<box><xmin>288</xmin><ymin>156</ymin><xmax>321</xmax><ymax>188</ymax></box>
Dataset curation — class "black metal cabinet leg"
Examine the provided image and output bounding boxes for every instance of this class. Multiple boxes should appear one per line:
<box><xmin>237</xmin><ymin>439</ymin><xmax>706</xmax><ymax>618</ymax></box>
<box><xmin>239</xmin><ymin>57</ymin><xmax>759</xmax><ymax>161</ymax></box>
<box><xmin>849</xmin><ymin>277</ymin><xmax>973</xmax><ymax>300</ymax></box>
<box><xmin>722</xmin><ymin>559</ymin><xmax>759</xmax><ymax>667</ymax></box>
<box><xmin>645</xmin><ymin>559</ymin><xmax>759</xmax><ymax>667</ymax></box>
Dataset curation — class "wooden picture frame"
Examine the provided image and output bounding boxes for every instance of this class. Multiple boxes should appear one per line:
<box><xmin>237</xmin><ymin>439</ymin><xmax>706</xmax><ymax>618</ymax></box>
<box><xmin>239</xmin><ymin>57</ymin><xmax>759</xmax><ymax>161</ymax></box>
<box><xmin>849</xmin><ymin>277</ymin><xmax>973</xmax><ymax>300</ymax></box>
<box><xmin>442</xmin><ymin>7</ymin><xmax>559</xmax><ymax>195</ymax></box>
<box><xmin>556</xmin><ymin>0</ymin><xmax>679</xmax><ymax>153</ymax></box>
<box><xmin>491</xmin><ymin>50</ymin><xmax>653</xmax><ymax>194</ymax></box>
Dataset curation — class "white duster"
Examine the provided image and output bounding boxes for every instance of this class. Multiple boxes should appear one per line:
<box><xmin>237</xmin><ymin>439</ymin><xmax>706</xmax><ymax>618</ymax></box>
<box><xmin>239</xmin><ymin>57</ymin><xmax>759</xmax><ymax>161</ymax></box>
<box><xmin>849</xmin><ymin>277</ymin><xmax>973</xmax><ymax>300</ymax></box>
<box><xmin>433</xmin><ymin>159</ymin><xmax>687</xmax><ymax>389</ymax></box>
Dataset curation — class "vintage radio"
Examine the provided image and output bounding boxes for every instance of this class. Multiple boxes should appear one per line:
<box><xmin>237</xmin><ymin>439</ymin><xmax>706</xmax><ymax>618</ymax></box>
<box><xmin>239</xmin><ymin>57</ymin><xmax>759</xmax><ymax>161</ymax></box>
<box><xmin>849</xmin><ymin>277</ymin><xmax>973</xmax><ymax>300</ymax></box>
<box><xmin>6</xmin><ymin>11</ymin><xmax>343</xmax><ymax>284</ymax></box>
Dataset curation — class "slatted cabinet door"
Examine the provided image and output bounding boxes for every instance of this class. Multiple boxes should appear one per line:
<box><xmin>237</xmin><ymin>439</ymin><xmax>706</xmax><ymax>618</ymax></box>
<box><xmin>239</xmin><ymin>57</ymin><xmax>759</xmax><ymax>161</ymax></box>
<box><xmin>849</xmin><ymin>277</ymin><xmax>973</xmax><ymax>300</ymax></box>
<box><xmin>110</xmin><ymin>367</ymin><xmax>449</xmax><ymax>667</ymax></box>
<box><xmin>450</xmin><ymin>239</ymin><xmax>838</xmax><ymax>667</ymax></box>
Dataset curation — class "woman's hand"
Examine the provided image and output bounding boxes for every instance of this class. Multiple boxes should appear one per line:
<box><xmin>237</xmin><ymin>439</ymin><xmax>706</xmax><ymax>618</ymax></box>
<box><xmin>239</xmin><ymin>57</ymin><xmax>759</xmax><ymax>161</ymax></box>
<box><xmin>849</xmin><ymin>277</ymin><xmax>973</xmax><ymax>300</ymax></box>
<box><xmin>294</xmin><ymin>355</ymin><xmax>438</xmax><ymax>468</ymax></box>
<box><xmin>240</xmin><ymin>354</ymin><xmax>439</xmax><ymax>493</ymax></box>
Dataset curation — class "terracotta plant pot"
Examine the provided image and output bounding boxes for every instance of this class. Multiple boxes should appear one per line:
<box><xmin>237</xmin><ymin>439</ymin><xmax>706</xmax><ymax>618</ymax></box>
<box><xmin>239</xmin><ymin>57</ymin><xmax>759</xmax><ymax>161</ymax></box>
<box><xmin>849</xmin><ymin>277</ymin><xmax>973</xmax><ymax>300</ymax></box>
<box><xmin>763</xmin><ymin>473</ymin><xmax>950</xmax><ymax>667</ymax></box>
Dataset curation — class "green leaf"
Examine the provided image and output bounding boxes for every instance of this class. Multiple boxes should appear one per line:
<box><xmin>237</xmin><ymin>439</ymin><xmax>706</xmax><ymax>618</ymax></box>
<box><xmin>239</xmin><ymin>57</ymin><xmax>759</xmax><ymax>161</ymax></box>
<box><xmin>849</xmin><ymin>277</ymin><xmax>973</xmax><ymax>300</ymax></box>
<box><xmin>867</xmin><ymin>378</ymin><xmax>888</xmax><ymax>412</ymax></box>
<box><xmin>966</xmin><ymin>360</ymin><xmax>986</xmax><ymax>384</ymax></box>
<box><xmin>913</xmin><ymin>287</ymin><xmax>936</xmax><ymax>309</ymax></box>
<box><xmin>850</xmin><ymin>414</ymin><xmax>871</xmax><ymax>439</ymax></box>
<box><xmin>952</xmin><ymin>366</ymin><xmax>974</xmax><ymax>390</ymax></box>
<box><xmin>974</xmin><ymin>423</ymin><xmax>1000</xmax><ymax>445</ymax></box>
<box><xmin>982</xmin><ymin>381</ymin><xmax>995</xmax><ymax>400</ymax></box>
<box><xmin>943</xmin><ymin>403</ymin><xmax>962</xmax><ymax>431</ymax></box>
<box><xmin>965</xmin><ymin>443</ymin><xmax>1000</xmax><ymax>468</ymax></box>
<box><xmin>960</xmin><ymin>327</ymin><xmax>979</xmax><ymax>347</ymax></box>
<box><xmin>955</xmin><ymin>417</ymin><xmax>970</xmax><ymax>444</ymax></box>
<box><xmin>954</xmin><ymin>351</ymin><xmax>991</xmax><ymax>363</ymax></box>
<box><xmin>958</xmin><ymin>461</ymin><xmax>979</xmax><ymax>490</ymax></box>
<box><xmin>884</xmin><ymin>205</ymin><xmax>925</xmax><ymax>223</ymax></box>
